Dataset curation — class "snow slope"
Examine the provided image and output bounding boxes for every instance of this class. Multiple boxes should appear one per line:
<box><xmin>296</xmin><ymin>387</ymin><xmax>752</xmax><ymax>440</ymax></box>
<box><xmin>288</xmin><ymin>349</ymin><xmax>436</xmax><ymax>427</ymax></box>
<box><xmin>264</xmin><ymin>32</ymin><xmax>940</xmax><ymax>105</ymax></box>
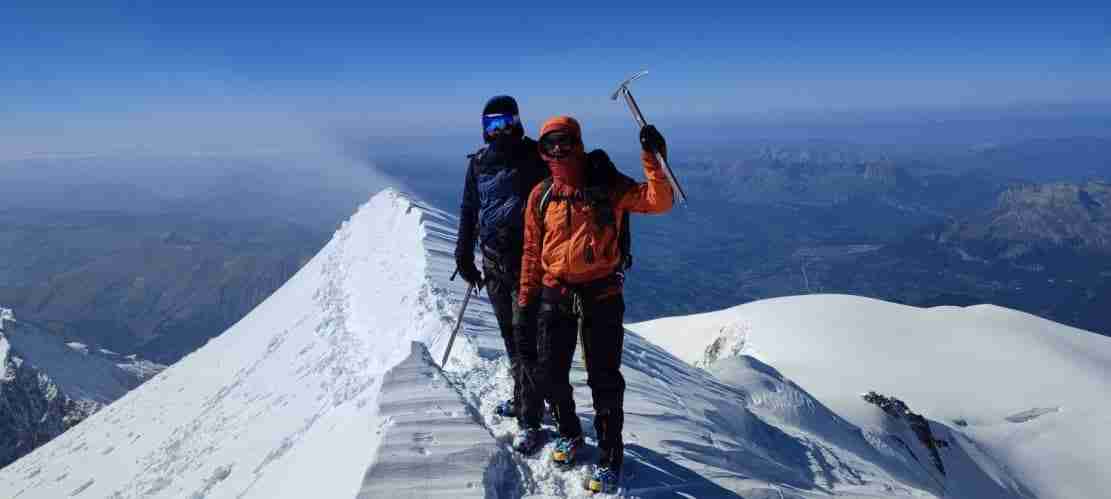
<box><xmin>1</xmin><ymin>190</ymin><xmax>1033</xmax><ymax>498</ymax></box>
<box><xmin>1</xmin><ymin>317</ymin><xmax>153</xmax><ymax>467</ymax></box>
<box><xmin>4</xmin><ymin>320</ymin><xmax>140</xmax><ymax>404</ymax></box>
<box><xmin>445</xmin><ymin>323</ymin><xmax>1027</xmax><ymax>498</ymax></box>
<box><xmin>0</xmin><ymin>190</ymin><xmax>461</xmax><ymax>498</ymax></box>
<box><xmin>628</xmin><ymin>295</ymin><xmax>1111</xmax><ymax>499</ymax></box>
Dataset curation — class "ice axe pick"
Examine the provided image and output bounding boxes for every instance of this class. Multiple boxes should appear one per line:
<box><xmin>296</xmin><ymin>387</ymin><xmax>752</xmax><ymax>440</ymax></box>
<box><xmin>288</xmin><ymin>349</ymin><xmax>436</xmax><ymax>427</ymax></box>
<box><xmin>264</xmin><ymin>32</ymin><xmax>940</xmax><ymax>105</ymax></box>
<box><xmin>611</xmin><ymin>70</ymin><xmax>688</xmax><ymax>205</ymax></box>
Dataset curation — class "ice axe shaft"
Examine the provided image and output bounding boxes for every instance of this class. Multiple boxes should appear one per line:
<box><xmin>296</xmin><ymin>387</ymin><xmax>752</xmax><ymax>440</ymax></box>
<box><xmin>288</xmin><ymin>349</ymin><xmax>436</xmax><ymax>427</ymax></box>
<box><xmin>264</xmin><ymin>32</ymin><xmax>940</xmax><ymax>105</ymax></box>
<box><xmin>612</xmin><ymin>71</ymin><xmax>689</xmax><ymax>205</ymax></box>
<box><xmin>441</xmin><ymin>282</ymin><xmax>476</xmax><ymax>366</ymax></box>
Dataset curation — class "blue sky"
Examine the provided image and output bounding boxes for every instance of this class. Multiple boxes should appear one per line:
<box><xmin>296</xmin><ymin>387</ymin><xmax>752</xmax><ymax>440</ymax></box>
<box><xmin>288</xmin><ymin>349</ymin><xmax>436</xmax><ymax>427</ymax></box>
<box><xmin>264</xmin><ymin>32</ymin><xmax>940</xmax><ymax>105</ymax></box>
<box><xmin>2</xmin><ymin>2</ymin><xmax>1109</xmax><ymax>156</ymax></box>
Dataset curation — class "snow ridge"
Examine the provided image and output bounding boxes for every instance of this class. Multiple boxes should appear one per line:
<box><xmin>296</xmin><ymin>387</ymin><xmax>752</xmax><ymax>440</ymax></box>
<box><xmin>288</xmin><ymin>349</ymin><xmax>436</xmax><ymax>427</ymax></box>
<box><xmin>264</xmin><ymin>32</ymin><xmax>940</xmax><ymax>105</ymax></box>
<box><xmin>0</xmin><ymin>189</ymin><xmax>468</xmax><ymax>498</ymax></box>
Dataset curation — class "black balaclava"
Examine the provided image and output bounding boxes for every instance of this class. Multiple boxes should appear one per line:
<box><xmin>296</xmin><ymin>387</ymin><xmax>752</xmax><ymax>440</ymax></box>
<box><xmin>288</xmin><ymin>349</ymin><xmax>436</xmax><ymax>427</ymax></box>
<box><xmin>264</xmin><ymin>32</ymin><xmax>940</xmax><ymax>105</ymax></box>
<box><xmin>483</xmin><ymin>95</ymin><xmax>525</xmax><ymax>151</ymax></box>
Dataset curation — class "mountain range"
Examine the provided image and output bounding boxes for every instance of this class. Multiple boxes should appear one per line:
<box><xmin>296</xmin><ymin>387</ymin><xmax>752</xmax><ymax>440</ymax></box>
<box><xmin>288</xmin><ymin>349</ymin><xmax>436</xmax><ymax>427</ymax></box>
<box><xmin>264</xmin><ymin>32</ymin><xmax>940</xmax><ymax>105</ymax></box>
<box><xmin>823</xmin><ymin>180</ymin><xmax>1111</xmax><ymax>335</ymax></box>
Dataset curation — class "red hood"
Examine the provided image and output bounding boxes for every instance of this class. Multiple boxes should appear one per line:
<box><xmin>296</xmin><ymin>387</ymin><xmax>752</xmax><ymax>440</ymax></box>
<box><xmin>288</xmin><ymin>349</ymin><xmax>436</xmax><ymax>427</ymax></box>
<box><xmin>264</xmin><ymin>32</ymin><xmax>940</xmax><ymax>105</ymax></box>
<box><xmin>539</xmin><ymin>116</ymin><xmax>586</xmax><ymax>190</ymax></box>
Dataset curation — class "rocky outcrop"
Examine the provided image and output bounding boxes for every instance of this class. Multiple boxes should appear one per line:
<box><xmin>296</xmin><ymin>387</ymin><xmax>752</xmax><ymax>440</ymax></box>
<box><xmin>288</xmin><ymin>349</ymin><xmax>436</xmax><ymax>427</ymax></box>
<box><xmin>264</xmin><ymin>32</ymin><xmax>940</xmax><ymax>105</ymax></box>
<box><xmin>0</xmin><ymin>309</ymin><xmax>12</xmax><ymax>331</ymax></box>
<box><xmin>862</xmin><ymin>391</ymin><xmax>949</xmax><ymax>476</ymax></box>
<box><xmin>0</xmin><ymin>333</ymin><xmax>91</xmax><ymax>468</ymax></box>
<box><xmin>0</xmin><ymin>314</ymin><xmax>161</xmax><ymax>469</ymax></box>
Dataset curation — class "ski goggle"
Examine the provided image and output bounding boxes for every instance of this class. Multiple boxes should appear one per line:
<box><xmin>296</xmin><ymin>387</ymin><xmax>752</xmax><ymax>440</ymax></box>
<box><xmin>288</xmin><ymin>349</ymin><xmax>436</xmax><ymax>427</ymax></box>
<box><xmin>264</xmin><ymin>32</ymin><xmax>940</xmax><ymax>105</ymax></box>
<box><xmin>483</xmin><ymin>113</ymin><xmax>519</xmax><ymax>135</ymax></box>
<box><xmin>539</xmin><ymin>131</ymin><xmax>577</xmax><ymax>157</ymax></box>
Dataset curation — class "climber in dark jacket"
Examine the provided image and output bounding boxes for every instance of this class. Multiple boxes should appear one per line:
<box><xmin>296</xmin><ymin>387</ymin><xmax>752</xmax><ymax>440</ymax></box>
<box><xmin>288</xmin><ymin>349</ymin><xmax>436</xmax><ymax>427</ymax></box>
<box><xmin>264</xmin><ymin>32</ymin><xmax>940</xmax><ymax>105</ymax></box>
<box><xmin>454</xmin><ymin>95</ymin><xmax>550</xmax><ymax>452</ymax></box>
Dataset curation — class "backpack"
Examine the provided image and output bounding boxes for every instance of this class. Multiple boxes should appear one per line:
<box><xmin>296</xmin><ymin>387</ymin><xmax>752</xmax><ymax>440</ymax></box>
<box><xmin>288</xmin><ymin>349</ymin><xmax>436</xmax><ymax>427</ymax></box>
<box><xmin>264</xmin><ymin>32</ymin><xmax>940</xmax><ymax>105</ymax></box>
<box><xmin>466</xmin><ymin>138</ymin><xmax>546</xmax><ymax>261</ymax></box>
<box><xmin>534</xmin><ymin>149</ymin><xmax>634</xmax><ymax>272</ymax></box>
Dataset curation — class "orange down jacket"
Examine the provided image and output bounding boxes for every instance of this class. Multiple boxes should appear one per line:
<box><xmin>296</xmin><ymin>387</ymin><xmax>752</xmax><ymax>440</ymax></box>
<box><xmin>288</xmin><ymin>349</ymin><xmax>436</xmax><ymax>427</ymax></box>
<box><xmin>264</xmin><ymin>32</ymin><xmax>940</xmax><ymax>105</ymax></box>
<box><xmin>517</xmin><ymin>119</ymin><xmax>674</xmax><ymax>307</ymax></box>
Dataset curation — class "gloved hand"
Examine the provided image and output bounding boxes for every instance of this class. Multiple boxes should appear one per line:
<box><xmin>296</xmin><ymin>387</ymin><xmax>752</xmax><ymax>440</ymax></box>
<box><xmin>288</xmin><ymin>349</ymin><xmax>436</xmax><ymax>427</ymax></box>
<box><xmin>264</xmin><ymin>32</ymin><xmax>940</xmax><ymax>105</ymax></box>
<box><xmin>457</xmin><ymin>258</ymin><xmax>483</xmax><ymax>288</ymax></box>
<box><xmin>639</xmin><ymin>124</ymin><xmax>666</xmax><ymax>155</ymax></box>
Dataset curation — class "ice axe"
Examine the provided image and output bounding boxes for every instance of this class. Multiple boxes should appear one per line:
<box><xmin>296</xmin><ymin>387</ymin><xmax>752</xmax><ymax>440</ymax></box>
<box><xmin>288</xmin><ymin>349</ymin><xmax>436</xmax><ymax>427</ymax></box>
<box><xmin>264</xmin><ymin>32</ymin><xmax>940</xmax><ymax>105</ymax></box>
<box><xmin>441</xmin><ymin>279</ymin><xmax>478</xmax><ymax>366</ymax></box>
<box><xmin>611</xmin><ymin>70</ymin><xmax>688</xmax><ymax>205</ymax></box>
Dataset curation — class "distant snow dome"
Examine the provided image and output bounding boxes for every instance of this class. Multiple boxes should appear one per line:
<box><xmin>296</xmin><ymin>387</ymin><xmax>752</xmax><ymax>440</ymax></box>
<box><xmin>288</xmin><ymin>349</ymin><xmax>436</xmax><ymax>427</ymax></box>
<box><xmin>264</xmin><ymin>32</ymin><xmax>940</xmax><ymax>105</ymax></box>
<box><xmin>629</xmin><ymin>294</ymin><xmax>1111</xmax><ymax>499</ymax></box>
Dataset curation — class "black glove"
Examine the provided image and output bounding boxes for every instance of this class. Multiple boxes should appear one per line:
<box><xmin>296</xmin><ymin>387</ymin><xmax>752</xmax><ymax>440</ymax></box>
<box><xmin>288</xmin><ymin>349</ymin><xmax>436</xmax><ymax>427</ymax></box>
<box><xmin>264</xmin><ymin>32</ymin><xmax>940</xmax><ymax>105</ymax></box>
<box><xmin>457</xmin><ymin>258</ymin><xmax>483</xmax><ymax>288</ymax></box>
<box><xmin>639</xmin><ymin>124</ymin><xmax>666</xmax><ymax>154</ymax></box>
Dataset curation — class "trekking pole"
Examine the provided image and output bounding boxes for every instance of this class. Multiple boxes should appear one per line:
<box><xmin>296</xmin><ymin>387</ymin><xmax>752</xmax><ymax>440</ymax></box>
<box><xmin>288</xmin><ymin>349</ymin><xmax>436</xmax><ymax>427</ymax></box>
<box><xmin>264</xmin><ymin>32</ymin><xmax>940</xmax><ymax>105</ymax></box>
<box><xmin>441</xmin><ymin>282</ymin><xmax>476</xmax><ymax>366</ymax></box>
<box><xmin>611</xmin><ymin>70</ymin><xmax>689</xmax><ymax>205</ymax></box>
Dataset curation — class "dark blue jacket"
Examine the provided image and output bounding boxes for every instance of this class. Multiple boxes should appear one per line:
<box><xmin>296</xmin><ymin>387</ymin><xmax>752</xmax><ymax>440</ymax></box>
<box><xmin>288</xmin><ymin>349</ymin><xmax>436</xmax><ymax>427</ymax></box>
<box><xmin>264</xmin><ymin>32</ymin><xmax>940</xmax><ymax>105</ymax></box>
<box><xmin>455</xmin><ymin>137</ymin><xmax>549</xmax><ymax>273</ymax></box>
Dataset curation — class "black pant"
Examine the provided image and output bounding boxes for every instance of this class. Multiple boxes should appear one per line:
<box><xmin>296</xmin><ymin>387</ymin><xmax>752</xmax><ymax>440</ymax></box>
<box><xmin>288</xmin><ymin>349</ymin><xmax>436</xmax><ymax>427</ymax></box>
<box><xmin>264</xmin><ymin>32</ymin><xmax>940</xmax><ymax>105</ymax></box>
<box><xmin>483</xmin><ymin>260</ymin><xmax>527</xmax><ymax>426</ymax></box>
<box><xmin>525</xmin><ymin>284</ymin><xmax>627</xmax><ymax>471</ymax></box>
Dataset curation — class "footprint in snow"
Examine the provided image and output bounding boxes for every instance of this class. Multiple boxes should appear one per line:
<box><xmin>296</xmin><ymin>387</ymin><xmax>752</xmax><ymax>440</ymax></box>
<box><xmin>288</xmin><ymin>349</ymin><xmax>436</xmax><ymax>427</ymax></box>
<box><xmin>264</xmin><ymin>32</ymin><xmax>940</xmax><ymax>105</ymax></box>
<box><xmin>412</xmin><ymin>432</ymin><xmax>436</xmax><ymax>444</ymax></box>
<box><xmin>69</xmin><ymin>478</ymin><xmax>94</xmax><ymax>496</ymax></box>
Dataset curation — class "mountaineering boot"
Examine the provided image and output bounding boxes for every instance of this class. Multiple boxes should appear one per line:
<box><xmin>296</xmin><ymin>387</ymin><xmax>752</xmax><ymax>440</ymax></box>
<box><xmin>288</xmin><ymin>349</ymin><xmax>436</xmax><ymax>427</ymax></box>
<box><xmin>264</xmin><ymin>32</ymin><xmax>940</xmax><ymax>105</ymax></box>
<box><xmin>587</xmin><ymin>465</ymin><xmax>619</xmax><ymax>494</ymax></box>
<box><xmin>551</xmin><ymin>435</ymin><xmax>584</xmax><ymax>467</ymax></box>
<box><xmin>494</xmin><ymin>398</ymin><xmax>518</xmax><ymax>418</ymax></box>
<box><xmin>513</xmin><ymin>427</ymin><xmax>543</xmax><ymax>455</ymax></box>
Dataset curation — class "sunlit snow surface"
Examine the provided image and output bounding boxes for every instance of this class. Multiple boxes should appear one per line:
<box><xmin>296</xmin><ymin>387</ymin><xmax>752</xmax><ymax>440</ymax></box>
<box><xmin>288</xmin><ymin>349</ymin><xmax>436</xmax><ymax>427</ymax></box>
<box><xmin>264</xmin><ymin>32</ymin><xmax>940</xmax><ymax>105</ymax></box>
<box><xmin>0</xmin><ymin>189</ymin><xmax>1079</xmax><ymax>498</ymax></box>
<box><xmin>629</xmin><ymin>296</ymin><xmax>1111</xmax><ymax>499</ymax></box>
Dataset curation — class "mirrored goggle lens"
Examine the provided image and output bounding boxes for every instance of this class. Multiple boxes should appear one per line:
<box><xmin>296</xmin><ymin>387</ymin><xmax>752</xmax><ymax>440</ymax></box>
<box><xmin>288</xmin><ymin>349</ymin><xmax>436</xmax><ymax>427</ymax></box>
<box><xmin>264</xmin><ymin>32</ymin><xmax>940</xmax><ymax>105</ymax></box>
<box><xmin>540</xmin><ymin>132</ymin><xmax>575</xmax><ymax>151</ymax></box>
<box><xmin>483</xmin><ymin>114</ymin><xmax>518</xmax><ymax>134</ymax></box>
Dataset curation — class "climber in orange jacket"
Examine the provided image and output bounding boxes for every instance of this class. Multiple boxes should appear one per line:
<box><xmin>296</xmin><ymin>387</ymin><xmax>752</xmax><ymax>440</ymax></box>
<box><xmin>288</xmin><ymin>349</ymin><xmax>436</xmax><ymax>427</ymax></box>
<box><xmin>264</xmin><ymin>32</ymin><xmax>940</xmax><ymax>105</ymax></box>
<box><xmin>513</xmin><ymin>115</ymin><xmax>672</xmax><ymax>491</ymax></box>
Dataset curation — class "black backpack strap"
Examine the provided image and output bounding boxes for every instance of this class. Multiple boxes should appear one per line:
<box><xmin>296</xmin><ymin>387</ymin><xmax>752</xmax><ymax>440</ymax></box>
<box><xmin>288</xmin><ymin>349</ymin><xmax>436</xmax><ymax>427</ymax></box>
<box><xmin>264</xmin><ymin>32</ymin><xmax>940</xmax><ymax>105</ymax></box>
<box><xmin>467</xmin><ymin>146</ymin><xmax>487</xmax><ymax>162</ymax></box>
<box><xmin>535</xmin><ymin>177</ymin><xmax>555</xmax><ymax>264</ymax></box>
<box><xmin>536</xmin><ymin>177</ymin><xmax>555</xmax><ymax>229</ymax></box>
<box><xmin>534</xmin><ymin>152</ymin><xmax>635</xmax><ymax>275</ymax></box>
<box><xmin>464</xmin><ymin>147</ymin><xmax>487</xmax><ymax>183</ymax></box>
<box><xmin>584</xmin><ymin>150</ymin><xmax>633</xmax><ymax>272</ymax></box>
<box><xmin>619</xmin><ymin>210</ymin><xmax>632</xmax><ymax>271</ymax></box>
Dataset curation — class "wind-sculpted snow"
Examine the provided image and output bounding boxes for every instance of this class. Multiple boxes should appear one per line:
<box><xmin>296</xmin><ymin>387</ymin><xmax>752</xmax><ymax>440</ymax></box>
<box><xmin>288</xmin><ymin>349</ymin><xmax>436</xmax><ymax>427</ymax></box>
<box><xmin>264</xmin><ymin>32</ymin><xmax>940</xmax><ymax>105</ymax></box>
<box><xmin>357</xmin><ymin>342</ymin><xmax>511</xmax><ymax>499</ymax></box>
<box><xmin>630</xmin><ymin>295</ymin><xmax>1111</xmax><ymax>499</ymax></box>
